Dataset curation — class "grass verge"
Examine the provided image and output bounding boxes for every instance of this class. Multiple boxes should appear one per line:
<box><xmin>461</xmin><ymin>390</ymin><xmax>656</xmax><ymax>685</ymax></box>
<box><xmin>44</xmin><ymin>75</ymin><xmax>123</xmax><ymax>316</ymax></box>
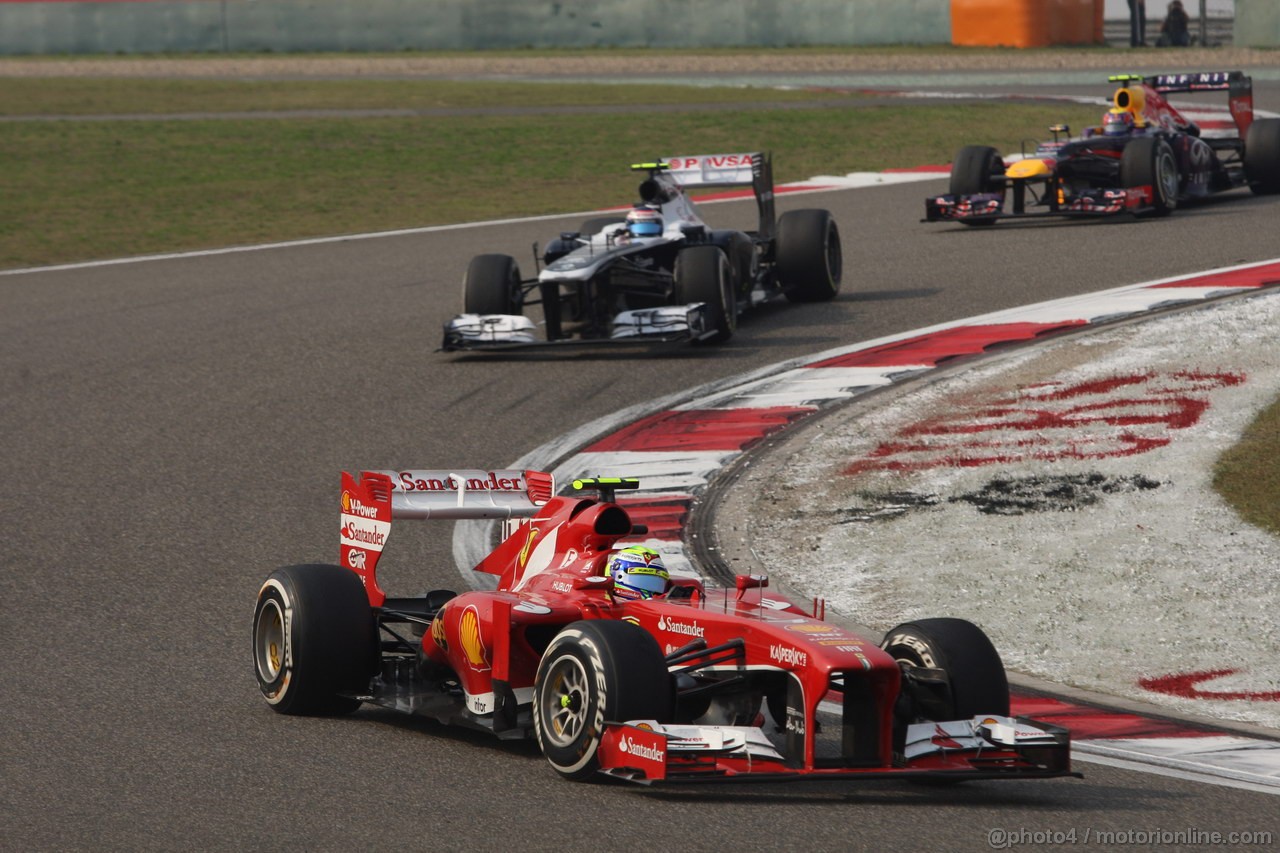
<box><xmin>0</xmin><ymin>79</ymin><xmax>1101</xmax><ymax>269</ymax></box>
<box><xmin>1213</xmin><ymin>395</ymin><xmax>1280</xmax><ymax>536</ymax></box>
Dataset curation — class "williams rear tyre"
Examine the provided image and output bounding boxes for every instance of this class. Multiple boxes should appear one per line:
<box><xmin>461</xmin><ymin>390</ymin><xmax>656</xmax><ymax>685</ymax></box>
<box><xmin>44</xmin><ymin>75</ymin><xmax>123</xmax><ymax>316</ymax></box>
<box><xmin>533</xmin><ymin>620</ymin><xmax>673</xmax><ymax>781</ymax></box>
<box><xmin>253</xmin><ymin>564</ymin><xmax>376</xmax><ymax>716</ymax></box>
<box><xmin>1244</xmin><ymin>118</ymin><xmax>1280</xmax><ymax>195</ymax></box>
<box><xmin>674</xmin><ymin>245</ymin><xmax>735</xmax><ymax>343</ymax></box>
<box><xmin>578</xmin><ymin>216</ymin><xmax>626</xmax><ymax>236</ymax></box>
<box><xmin>462</xmin><ymin>254</ymin><xmax>523</xmax><ymax>315</ymax></box>
<box><xmin>881</xmin><ymin>617</ymin><xmax>1009</xmax><ymax>720</ymax></box>
<box><xmin>1120</xmin><ymin>137</ymin><xmax>1179</xmax><ymax>217</ymax></box>
<box><xmin>950</xmin><ymin>145</ymin><xmax>1006</xmax><ymax>226</ymax></box>
<box><xmin>775</xmin><ymin>209</ymin><xmax>843</xmax><ymax>303</ymax></box>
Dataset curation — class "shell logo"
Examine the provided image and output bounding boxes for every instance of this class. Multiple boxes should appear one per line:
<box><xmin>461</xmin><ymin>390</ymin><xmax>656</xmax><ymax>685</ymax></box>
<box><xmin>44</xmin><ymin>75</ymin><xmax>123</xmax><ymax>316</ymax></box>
<box><xmin>341</xmin><ymin>490</ymin><xmax>353</xmax><ymax>512</ymax></box>
<box><xmin>459</xmin><ymin>605</ymin><xmax>490</xmax><ymax>671</ymax></box>
<box><xmin>430</xmin><ymin>607</ymin><xmax>449</xmax><ymax>652</ymax></box>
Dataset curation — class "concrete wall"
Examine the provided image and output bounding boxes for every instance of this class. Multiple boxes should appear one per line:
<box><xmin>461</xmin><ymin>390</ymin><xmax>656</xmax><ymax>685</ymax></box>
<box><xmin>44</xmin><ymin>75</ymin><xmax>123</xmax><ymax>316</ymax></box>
<box><xmin>0</xmin><ymin>0</ymin><xmax>953</xmax><ymax>56</ymax></box>
<box><xmin>1235</xmin><ymin>0</ymin><xmax>1280</xmax><ymax>48</ymax></box>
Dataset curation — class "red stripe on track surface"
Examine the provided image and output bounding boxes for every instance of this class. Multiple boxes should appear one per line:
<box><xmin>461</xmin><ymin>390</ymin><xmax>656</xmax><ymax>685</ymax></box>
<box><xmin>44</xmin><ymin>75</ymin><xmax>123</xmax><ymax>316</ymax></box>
<box><xmin>1012</xmin><ymin>693</ymin><xmax>1217</xmax><ymax>740</ymax></box>
<box><xmin>584</xmin><ymin>407</ymin><xmax>814</xmax><ymax>453</ymax></box>
<box><xmin>807</xmin><ymin>322</ymin><xmax>1087</xmax><ymax>369</ymax></box>
<box><xmin>1152</xmin><ymin>260</ymin><xmax>1280</xmax><ymax>290</ymax></box>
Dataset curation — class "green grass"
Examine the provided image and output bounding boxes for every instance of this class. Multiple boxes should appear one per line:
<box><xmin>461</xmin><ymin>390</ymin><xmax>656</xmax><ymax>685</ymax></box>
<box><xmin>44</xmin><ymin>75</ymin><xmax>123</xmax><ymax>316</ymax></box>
<box><xmin>1213</xmin><ymin>395</ymin><xmax>1280</xmax><ymax>536</ymax></box>
<box><xmin>0</xmin><ymin>78</ymin><xmax>843</xmax><ymax>116</ymax></box>
<box><xmin>0</xmin><ymin>78</ymin><xmax>1101</xmax><ymax>268</ymax></box>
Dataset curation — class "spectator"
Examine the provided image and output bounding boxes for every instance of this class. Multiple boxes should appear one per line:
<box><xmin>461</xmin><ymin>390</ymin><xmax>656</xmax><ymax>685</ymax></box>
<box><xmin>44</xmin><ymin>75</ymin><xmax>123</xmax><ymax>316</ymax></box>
<box><xmin>1157</xmin><ymin>0</ymin><xmax>1192</xmax><ymax>47</ymax></box>
<box><xmin>1128</xmin><ymin>0</ymin><xmax>1147</xmax><ymax>47</ymax></box>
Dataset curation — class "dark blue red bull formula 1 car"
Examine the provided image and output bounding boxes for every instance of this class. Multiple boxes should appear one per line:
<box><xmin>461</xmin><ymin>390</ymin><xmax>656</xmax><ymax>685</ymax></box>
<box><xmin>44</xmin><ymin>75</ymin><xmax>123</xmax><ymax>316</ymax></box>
<box><xmin>926</xmin><ymin>71</ymin><xmax>1280</xmax><ymax>225</ymax></box>
<box><xmin>252</xmin><ymin>468</ymin><xmax>1076</xmax><ymax>785</ymax></box>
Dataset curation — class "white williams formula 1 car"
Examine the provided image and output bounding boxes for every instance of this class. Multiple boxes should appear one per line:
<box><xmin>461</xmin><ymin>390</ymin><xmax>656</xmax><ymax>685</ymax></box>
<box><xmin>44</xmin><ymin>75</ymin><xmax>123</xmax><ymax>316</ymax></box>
<box><xmin>442</xmin><ymin>153</ymin><xmax>843</xmax><ymax>351</ymax></box>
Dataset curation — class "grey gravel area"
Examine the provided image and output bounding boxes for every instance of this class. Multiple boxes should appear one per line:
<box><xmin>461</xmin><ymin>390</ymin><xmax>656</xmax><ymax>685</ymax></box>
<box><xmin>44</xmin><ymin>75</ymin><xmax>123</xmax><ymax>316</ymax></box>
<box><xmin>2</xmin><ymin>48</ymin><xmax>1280</xmax><ymax>79</ymax></box>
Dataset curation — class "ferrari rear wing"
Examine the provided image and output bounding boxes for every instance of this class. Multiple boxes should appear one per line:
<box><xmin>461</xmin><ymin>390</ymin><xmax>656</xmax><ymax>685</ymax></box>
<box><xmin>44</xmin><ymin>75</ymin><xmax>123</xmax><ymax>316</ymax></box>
<box><xmin>340</xmin><ymin>468</ymin><xmax>554</xmax><ymax>605</ymax></box>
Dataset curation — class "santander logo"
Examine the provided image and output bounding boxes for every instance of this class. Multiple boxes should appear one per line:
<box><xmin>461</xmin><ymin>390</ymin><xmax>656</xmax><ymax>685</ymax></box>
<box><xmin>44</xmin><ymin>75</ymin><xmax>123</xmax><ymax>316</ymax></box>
<box><xmin>619</xmin><ymin>736</ymin><xmax>665</xmax><ymax>763</ymax></box>
<box><xmin>657</xmin><ymin>615</ymin><xmax>705</xmax><ymax>638</ymax></box>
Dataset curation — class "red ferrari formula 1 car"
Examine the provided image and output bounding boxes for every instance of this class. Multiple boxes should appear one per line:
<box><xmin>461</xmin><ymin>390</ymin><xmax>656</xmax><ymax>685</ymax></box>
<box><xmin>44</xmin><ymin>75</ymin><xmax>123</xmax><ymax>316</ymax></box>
<box><xmin>252</xmin><ymin>470</ymin><xmax>1075</xmax><ymax>784</ymax></box>
<box><xmin>925</xmin><ymin>70</ymin><xmax>1280</xmax><ymax>224</ymax></box>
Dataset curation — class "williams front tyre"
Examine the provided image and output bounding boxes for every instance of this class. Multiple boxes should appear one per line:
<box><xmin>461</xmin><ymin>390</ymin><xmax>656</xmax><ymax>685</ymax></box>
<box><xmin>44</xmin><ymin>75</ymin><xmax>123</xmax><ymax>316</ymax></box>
<box><xmin>253</xmin><ymin>563</ymin><xmax>376</xmax><ymax>716</ymax></box>
<box><xmin>533</xmin><ymin>620</ymin><xmax>673</xmax><ymax>781</ymax></box>
<box><xmin>462</xmin><ymin>253</ymin><xmax>523</xmax><ymax>315</ymax></box>
<box><xmin>674</xmin><ymin>245</ymin><xmax>735</xmax><ymax>343</ymax></box>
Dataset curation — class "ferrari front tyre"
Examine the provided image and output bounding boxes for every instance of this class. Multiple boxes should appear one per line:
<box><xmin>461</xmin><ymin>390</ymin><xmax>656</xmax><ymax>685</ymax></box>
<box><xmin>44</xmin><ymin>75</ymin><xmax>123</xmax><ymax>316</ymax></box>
<box><xmin>881</xmin><ymin>617</ymin><xmax>1009</xmax><ymax>719</ymax></box>
<box><xmin>674</xmin><ymin>245</ymin><xmax>735</xmax><ymax>343</ymax></box>
<box><xmin>1244</xmin><ymin>118</ymin><xmax>1280</xmax><ymax>195</ymax></box>
<box><xmin>533</xmin><ymin>620</ymin><xmax>673</xmax><ymax>782</ymax></box>
<box><xmin>253</xmin><ymin>564</ymin><xmax>376</xmax><ymax>716</ymax></box>
<box><xmin>775</xmin><ymin>209</ymin><xmax>843</xmax><ymax>302</ymax></box>
<box><xmin>462</xmin><ymin>254</ymin><xmax>523</xmax><ymax>315</ymax></box>
<box><xmin>949</xmin><ymin>145</ymin><xmax>1006</xmax><ymax>227</ymax></box>
<box><xmin>1120</xmin><ymin>137</ymin><xmax>1179</xmax><ymax>217</ymax></box>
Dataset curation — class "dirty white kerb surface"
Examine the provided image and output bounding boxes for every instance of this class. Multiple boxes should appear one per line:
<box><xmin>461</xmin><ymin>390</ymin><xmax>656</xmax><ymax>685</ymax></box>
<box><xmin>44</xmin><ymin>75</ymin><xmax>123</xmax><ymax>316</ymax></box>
<box><xmin>732</xmin><ymin>292</ymin><xmax>1280</xmax><ymax>730</ymax></box>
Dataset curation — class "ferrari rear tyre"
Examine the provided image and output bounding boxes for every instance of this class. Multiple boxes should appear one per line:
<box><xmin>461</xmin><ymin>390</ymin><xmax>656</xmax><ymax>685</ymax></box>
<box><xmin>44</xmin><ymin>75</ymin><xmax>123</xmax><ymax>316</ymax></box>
<box><xmin>1244</xmin><ymin>118</ymin><xmax>1280</xmax><ymax>195</ymax></box>
<box><xmin>1120</xmin><ymin>137</ymin><xmax>1179</xmax><ymax>217</ymax></box>
<box><xmin>775</xmin><ymin>209</ymin><xmax>843</xmax><ymax>302</ymax></box>
<box><xmin>533</xmin><ymin>620</ymin><xmax>673</xmax><ymax>781</ymax></box>
<box><xmin>950</xmin><ymin>146</ymin><xmax>1006</xmax><ymax>226</ymax></box>
<box><xmin>881</xmin><ymin>617</ymin><xmax>1009</xmax><ymax>720</ymax></box>
<box><xmin>578</xmin><ymin>216</ymin><xmax>626</xmax><ymax>236</ymax></box>
<box><xmin>674</xmin><ymin>245</ymin><xmax>735</xmax><ymax>343</ymax></box>
<box><xmin>462</xmin><ymin>254</ymin><xmax>523</xmax><ymax>315</ymax></box>
<box><xmin>253</xmin><ymin>564</ymin><xmax>376</xmax><ymax>716</ymax></box>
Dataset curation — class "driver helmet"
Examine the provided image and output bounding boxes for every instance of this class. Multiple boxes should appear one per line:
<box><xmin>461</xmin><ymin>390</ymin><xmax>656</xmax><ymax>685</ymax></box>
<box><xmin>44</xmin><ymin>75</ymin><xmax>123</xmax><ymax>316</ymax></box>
<box><xmin>625</xmin><ymin>205</ymin><xmax>663</xmax><ymax>238</ymax></box>
<box><xmin>1103</xmin><ymin>109</ymin><xmax>1136</xmax><ymax>137</ymax></box>
<box><xmin>608</xmin><ymin>546</ymin><xmax>670</xmax><ymax>601</ymax></box>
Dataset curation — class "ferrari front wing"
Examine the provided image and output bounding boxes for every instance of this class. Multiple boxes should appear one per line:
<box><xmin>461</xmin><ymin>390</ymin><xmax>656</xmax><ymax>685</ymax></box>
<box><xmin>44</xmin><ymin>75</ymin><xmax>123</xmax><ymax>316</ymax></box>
<box><xmin>597</xmin><ymin>714</ymin><xmax>1076</xmax><ymax>785</ymax></box>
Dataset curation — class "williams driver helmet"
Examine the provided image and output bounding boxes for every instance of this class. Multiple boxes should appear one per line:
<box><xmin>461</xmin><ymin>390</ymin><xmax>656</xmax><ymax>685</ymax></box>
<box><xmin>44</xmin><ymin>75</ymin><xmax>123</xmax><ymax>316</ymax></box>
<box><xmin>625</xmin><ymin>205</ymin><xmax>663</xmax><ymax>238</ymax></box>
<box><xmin>1102</xmin><ymin>109</ymin><xmax>1136</xmax><ymax>137</ymax></box>
<box><xmin>608</xmin><ymin>546</ymin><xmax>670</xmax><ymax>601</ymax></box>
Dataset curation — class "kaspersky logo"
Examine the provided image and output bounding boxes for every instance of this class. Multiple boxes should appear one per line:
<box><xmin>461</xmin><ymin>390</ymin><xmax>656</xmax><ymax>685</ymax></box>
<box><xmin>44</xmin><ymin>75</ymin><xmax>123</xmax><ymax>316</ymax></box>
<box><xmin>657</xmin><ymin>615</ymin><xmax>704</xmax><ymax>638</ymax></box>
<box><xmin>618</xmin><ymin>735</ymin><xmax>665</xmax><ymax>763</ymax></box>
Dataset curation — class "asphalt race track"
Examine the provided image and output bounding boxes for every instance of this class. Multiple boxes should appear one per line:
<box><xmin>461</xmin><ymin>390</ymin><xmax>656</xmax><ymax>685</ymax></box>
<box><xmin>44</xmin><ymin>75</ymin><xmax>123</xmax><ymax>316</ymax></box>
<box><xmin>6</xmin><ymin>155</ymin><xmax>1280</xmax><ymax>848</ymax></box>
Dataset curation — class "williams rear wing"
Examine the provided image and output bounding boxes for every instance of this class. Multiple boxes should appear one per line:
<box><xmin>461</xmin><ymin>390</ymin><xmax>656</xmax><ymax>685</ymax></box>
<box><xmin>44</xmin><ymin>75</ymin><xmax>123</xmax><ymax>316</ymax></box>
<box><xmin>340</xmin><ymin>468</ymin><xmax>554</xmax><ymax>605</ymax></box>
<box><xmin>655</xmin><ymin>152</ymin><xmax>777</xmax><ymax>240</ymax></box>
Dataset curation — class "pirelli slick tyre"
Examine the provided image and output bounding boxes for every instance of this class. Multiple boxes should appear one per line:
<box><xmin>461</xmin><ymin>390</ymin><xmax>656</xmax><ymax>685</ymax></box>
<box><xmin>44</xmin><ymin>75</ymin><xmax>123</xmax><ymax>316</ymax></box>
<box><xmin>950</xmin><ymin>146</ymin><xmax>1006</xmax><ymax>226</ymax></box>
<box><xmin>578</xmin><ymin>216</ymin><xmax>626</xmax><ymax>236</ymax></box>
<box><xmin>1120</xmin><ymin>137</ymin><xmax>1179</xmax><ymax>217</ymax></box>
<box><xmin>463</xmin><ymin>253</ymin><xmax>523</xmax><ymax>315</ymax></box>
<box><xmin>253</xmin><ymin>564</ymin><xmax>376</xmax><ymax>716</ymax></box>
<box><xmin>1244</xmin><ymin>118</ymin><xmax>1280</xmax><ymax>195</ymax></box>
<box><xmin>775</xmin><ymin>209</ymin><xmax>843</xmax><ymax>302</ymax></box>
<box><xmin>881</xmin><ymin>617</ymin><xmax>1009</xmax><ymax>720</ymax></box>
<box><xmin>674</xmin><ymin>245</ymin><xmax>735</xmax><ymax>343</ymax></box>
<box><xmin>533</xmin><ymin>620</ymin><xmax>673</xmax><ymax>782</ymax></box>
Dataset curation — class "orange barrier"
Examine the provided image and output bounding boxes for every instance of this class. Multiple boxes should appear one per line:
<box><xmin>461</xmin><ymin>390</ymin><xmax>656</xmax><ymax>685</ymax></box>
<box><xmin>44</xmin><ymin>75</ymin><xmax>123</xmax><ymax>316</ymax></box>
<box><xmin>951</xmin><ymin>0</ymin><xmax>1103</xmax><ymax>48</ymax></box>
